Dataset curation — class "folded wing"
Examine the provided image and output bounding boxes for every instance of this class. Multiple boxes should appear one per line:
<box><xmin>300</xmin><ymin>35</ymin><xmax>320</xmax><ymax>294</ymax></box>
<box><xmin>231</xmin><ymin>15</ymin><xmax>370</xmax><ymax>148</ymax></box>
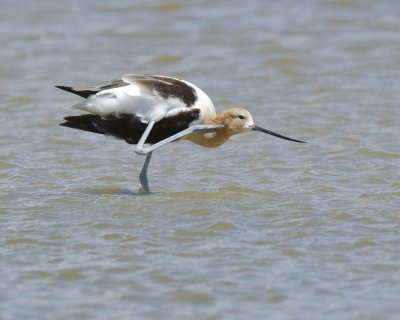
<box><xmin>57</xmin><ymin>74</ymin><xmax>199</xmax><ymax>122</ymax></box>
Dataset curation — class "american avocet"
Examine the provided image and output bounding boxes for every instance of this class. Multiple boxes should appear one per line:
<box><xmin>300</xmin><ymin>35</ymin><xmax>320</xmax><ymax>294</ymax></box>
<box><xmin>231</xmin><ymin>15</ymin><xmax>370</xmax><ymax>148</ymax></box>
<box><xmin>58</xmin><ymin>74</ymin><xmax>305</xmax><ymax>191</ymax></box>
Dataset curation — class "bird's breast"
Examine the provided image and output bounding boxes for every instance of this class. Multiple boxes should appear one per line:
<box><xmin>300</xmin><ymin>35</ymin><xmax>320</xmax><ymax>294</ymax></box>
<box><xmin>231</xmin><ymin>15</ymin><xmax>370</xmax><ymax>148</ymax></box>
<box><xmin>182</xmin><ymin>130</ymin><xmax>230</xmax><ymax>148</ymax></box>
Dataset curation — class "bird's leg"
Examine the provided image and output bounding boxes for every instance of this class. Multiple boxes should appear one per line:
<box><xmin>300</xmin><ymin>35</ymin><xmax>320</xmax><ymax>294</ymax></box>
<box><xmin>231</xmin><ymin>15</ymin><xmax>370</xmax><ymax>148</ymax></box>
<box><xmin>134</xmin><ymin>122</ymin><xmax>222</xmax><ymax>192</ymax></box>
<box><xmin>135</xmin><ymin>121</ymin><xmax>155</xmax><ymax>192</ymax></box>
<box><xmin>139</xmin><ymin>152</ymin><xmax>152</xmax><ymax>192</ymax></box>
<box><xmin>135</xmin><ymin>124</ymin><xmax>223</xmax><ymax>155</ymax></box>
<box><xmin>135</xmin><ymin>121</ymin><xmax>156</xmax><ymax>155</ymax></box>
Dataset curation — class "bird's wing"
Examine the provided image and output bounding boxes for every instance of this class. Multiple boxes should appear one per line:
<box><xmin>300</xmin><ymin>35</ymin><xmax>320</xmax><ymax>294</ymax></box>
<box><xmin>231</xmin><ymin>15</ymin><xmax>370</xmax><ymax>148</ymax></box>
<box><xmin>60</xmin><ymin>75</ymin><xmax>199</xmax><ymax>122</ymax></box>
<box><xmin>122</xmin><ymin>74</ymin><xmax>198</xmax><ymax>107</ymax></box>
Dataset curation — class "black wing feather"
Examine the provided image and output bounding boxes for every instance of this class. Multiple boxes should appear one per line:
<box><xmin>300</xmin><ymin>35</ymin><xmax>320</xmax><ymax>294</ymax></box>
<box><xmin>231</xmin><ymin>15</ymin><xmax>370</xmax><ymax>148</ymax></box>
<box><xmin>55</xmin><ymin>79</ymin><xmax>129</xmax><ymax>98</ymax></box>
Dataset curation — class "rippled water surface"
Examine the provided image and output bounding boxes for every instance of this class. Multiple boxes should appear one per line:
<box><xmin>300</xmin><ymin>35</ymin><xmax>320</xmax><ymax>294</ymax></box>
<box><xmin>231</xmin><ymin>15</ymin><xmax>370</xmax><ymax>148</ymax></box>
<box><xmin>1</xmin><ymin>1</ymin><xmax>400</xmax><ymax>319</ymax></box>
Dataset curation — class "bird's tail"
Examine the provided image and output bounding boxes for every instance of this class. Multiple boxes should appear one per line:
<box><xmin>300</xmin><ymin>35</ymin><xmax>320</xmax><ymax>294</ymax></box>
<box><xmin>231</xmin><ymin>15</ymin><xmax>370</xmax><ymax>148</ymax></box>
<box><xmin>60</xmin><ymin>114</ymin><xmax>103</xmax><ymax>134</ymax></box>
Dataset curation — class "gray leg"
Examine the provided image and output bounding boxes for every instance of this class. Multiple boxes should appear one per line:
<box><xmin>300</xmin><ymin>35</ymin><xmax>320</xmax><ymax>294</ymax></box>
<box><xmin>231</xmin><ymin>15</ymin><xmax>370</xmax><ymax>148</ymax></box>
<box><xmin>135</xmin><ymin>124</ymin><xmax>223</xmax><ymax>155</ymax></box>
<box><xmin>139</xmin><ymin>152</ymin><xmax>152</xmax><ymax>192</ymax></box>
<box><xmin>135</xmin><ymin>120</ymin><xmax>156</xmax><ymax>155</ymax></box>
<box><xmin>134</xmin><ymin>121</ymin><xmax>222</xmax><ymax>191</ymax></box>
<box><xmin>134</xmin><ymin>121</ymin><xmax>155</xmax><ymax>191</ymax></box>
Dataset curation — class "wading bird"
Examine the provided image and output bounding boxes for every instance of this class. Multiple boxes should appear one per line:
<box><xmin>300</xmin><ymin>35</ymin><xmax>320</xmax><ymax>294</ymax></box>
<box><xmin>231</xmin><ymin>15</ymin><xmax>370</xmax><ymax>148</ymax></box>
<box><xmin>58</xmin><ymin>74</ymin><xmax>305</xmax><ymax>191</ymax></box>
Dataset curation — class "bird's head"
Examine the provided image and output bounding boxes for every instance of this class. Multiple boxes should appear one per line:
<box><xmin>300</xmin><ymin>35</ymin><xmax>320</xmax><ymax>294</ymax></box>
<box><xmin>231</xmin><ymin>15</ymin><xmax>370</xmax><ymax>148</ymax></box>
<box><xmin>220</xmin><ymin>107</ymin><xmax>306</xmax><ymax>143</ymax></box>
<box><xmin>219</xmin><ymin>108</ymin><xmax>254</xmax><ymax>134</ymax></box>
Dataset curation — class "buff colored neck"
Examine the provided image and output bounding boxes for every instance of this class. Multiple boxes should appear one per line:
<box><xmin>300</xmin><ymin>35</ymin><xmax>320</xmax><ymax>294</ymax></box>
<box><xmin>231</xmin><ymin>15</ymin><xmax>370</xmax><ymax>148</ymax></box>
<box><xmin>182</xmin><ymin>111</ymin><xmax>244</xmax><ymax>148</ymax></box>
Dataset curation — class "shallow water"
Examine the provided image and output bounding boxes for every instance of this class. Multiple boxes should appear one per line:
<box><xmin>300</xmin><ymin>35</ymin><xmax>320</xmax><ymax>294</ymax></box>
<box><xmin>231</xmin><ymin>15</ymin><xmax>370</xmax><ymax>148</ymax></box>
<box><xmin>1</xmin><ymin>0</ymin><xmax>400</xmax><ymax>319</ymax></box>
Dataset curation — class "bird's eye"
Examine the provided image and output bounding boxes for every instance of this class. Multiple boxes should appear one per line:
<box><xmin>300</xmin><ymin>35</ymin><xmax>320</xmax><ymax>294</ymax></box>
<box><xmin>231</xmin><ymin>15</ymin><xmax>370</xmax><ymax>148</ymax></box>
<box><xmin>237</xmin><ymin>115</ymin><xmax>246</xmax><ymax>120</ymax></box>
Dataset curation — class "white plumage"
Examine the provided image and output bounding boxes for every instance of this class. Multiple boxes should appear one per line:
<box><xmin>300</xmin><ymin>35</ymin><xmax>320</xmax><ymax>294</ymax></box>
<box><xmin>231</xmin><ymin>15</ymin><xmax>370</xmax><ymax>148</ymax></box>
<box><xmin>72</xmin><ymin>74</ymin><xmax>216</xmax><ymax>123</ymax></box>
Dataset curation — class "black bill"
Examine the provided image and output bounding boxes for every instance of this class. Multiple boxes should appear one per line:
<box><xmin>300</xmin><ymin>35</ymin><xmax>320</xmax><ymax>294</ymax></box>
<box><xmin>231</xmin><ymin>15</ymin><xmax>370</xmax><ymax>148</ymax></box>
<box><xmin>252</xmin><ymin>125</ymin><xmax>306</xmax><ymax>143</ymax></box>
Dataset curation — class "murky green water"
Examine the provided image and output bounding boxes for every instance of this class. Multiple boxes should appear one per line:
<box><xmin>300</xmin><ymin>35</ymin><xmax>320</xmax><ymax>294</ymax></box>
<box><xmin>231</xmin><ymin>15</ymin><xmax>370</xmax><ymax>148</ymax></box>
<box><xmin>1</xmin><ymin>1</ymin><xmax>400</xmax><ymax>319</ymax></box>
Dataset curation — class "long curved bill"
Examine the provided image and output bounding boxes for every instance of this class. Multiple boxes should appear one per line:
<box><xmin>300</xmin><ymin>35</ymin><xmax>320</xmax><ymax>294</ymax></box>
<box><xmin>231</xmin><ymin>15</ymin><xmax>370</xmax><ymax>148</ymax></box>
<box><xmin>252</xmin><ymin>125</ymin><xmax>306</xmax><ymax>143</ymax></box>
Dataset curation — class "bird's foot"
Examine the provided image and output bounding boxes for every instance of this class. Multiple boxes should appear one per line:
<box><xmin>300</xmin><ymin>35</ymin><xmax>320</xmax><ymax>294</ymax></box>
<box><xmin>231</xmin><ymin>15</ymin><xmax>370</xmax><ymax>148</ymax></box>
<box><xmin>137</xmin><ymin>187</ymin><xmax>151</xmax><ymax>194</ymax></box>
<box><xmin>192</xmin><ymin>125</ymin><xmax>224</xmax><ymax>133</ymax></box>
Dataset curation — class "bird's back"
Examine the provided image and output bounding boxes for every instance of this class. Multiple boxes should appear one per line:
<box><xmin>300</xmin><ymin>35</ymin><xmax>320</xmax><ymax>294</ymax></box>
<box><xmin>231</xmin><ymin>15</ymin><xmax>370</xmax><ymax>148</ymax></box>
<box><xmin>58</xmin><ymin>74</ymin><xmax>217</xmax><ymax>144</ymax></box>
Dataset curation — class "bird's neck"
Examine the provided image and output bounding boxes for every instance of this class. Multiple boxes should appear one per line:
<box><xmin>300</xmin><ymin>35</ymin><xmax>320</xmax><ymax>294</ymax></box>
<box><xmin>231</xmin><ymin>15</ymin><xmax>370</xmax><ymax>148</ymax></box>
<box><xmin>182</xmin><ymin>113</ymin><xmax>233</xmax><ymax>148</ymax></box>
